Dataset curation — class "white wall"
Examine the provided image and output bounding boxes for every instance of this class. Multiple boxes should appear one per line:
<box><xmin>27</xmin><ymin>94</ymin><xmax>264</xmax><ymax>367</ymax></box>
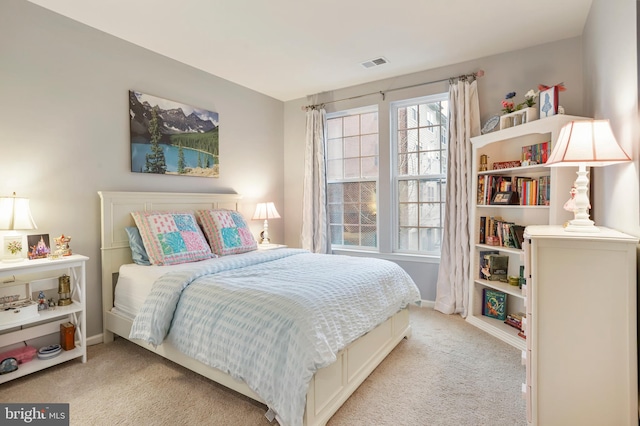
<box><xmin>284</xmin><ymin>38</ymin><xmax>585</xmax><ymax>301</ymax></box>
<box><xmin>0</xmin><ymin>0</ymin><xmax>285</xmax><ymax>338</ymax></box>
<box><xmin>583</xmin><ymin>0</ymin><xmax>640</xmax><ymax>238</ymax></box>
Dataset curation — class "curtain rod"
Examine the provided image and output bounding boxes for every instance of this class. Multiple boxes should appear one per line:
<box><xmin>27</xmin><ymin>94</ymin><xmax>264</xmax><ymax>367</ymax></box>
<box><xmin>302</xmin><ymin>69</ymin><xmax>484</xmax><ymax>111</ymax></box>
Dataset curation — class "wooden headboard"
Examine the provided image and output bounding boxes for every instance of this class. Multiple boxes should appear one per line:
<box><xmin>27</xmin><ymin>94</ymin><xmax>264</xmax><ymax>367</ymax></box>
<box><xmin>98</xmin><ymin>191</ymin><xmax>242</xmax><ymax>320</ymax></box>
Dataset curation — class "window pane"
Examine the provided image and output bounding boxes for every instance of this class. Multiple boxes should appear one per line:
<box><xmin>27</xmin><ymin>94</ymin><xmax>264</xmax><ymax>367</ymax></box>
<box><xmin>419</xmin><ymin>203</ymin><xmax>440</xmax><ymax>227</ymax></box>
<box><xmin>418</xmin><ymin>104</ymin><xmax>430</xmax><ymax>127</ymax></box>
<box><xmin>361</xmin><ymin>156</ymin><xmax>378</xmax><ymax>178</ymax></box>
<box><xmin>343</xmin><ymin>226</ymin><xmax>360</xmax><ymax>245</ymax></box>
<box><xmin>419</xmin><ymin>151</ymin><xmax>441</xmax><ymax>175</ymax></box>
<box><xmin>398</xmin><ymin>203</ymin><xmax>418</xmax><ymax>227</ymax></box>
<box><xmin>343</xmin><ymin>115</ymin><xmax>359</xmax><ymax>137</ymax></box>
<box><xmin>361</xmin><ymin>134</ymin><xmax>378</xmax><ymax>156</ymax></box>
<box><xmin>344</xmin><ymin>158</ymin><xmax>360</xmax><ymax>178</ymax></box>
<box><xmin>344</xmin><ymin>136</ymin><xmax>360</xmax><ymax>158</ymax></box>
<box><xmin>420</xmin><ymin>180</ymin><xmax>440</xmax><ymax>202</ymax></box>
<box><xmin>331</xmin><ymin>225</ymin><xmax>343</xmax><ymax>245</ymax></box>
<box><xmin>397</xmin><ymin>107</ymin><xmax>408</xmax><ymax>130</ymax></box>
<box><xmin>407</xmin><ymin>129</ymin><xmax>419</xmax><ymax>152</ymax></box>
<box><xmin>360</xmin><ymin>226</ymin><xmax>377</xmax><ymax>247</ymax></box>
<box><xmin>343</xmin><ymin>182</ymin><xmax>359</xmax><ymax>202</ymax></box>
<box><xmin>327</xmin><ymin>159</ymin><xmax>343</xmax><ymax>180</ymax></box>
<box><xmin>420</xmin><ymin>127</ymin><xmax>439</xmax><ymax>151</ymax></box>
<box><xmin>328</xmin><ymin>203</ymin><xmax>343</xmax><ymax>224</ymax></box>
<box><xmin>327</xmin><ymin>118</ymin><xmax>342</xmax><ymax>139</ymax></box>
<box><xmin>397</xmin><ymin>130</ymin><xmax>408</xmax><ymax>153</ymax></box>
<box><xmin>361</xmin><ymin>181</ymin><xmax>376</xmax><ymax>209</ymax></box>
<box><xmin>398</xmin><ymin>227</ymin><xmax>419</xmax><ymax>251</ymax></box>
<box><xmin>327</xmin><ymin>138</ymin><xmax>342</xmax><ymax>160</ymax></box>
<box><xmin>419</xmin><ymin>227</ymin><xmax>441</xmax><ymax>251</ymax></box>
<box><xmin>361</xmin><ymin>112</ymin><xmax>378</xmax><ymax>134</ymax></box>
<box><xmin>344</xmin><ymin>204</ymin><xmax>359</xmax><ymax>224</ymax></box>
<box><xmin>327</xmin><ymin>183</ymin><xmax>342</xmax><ymax>202</ymax></box>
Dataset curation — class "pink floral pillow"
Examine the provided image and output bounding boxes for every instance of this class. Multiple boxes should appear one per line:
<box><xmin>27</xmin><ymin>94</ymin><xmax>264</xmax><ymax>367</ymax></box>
<box><xmin>196</xmin><ymin>209</ymin><xmax>257</xmax><ymax>256</ymax></box>
<box><xmin>131</xmin><ymin>211</ymin><xmax>214</xmax><ymax>265</ymax></box>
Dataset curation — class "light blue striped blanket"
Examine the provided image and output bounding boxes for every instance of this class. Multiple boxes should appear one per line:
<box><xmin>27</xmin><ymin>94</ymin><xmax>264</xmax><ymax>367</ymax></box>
<box><xmin>130</xmin><ymin>249</ymin><xmax>421</xmax><ymax>426</ymax></box>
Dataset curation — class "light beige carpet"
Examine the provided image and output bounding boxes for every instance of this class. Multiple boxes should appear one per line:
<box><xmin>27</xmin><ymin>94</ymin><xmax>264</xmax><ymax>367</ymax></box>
<box><xmin>2</xmin><ymin>307</ymin><xmax>526</xmax><ymax>425</ymax></box>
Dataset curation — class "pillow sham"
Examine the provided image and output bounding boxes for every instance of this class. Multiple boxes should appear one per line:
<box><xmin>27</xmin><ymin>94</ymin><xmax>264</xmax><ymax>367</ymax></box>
<box><xmin>124</xmin><ymin>226</ymin><xmax>151</xmax><ymax>266</ymax></box>
<box><xmin>131</xmin><ymin>211</ymin><xmax>214</xmax><ymax>266</ymax></box>
<box><xmin>196</xmin><ymin>209</ymin><xmax>257</xmax><ymax>256</ymax></box>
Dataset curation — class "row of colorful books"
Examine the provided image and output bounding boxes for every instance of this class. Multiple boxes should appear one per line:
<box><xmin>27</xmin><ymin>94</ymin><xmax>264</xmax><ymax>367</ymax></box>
<box><xmin>522</xmin><ymin>141</ymin><xmax>550</xmax><ymax>164</ymax></box>
<box><xmin>477</xmin><ymin>174</ymin><xmax>550</xmax><ymax>206</ymax></box>
<box><xmin>478</xmin><ymin>216</ymin><xmax>525</xmax><ymax>249</ymax></box>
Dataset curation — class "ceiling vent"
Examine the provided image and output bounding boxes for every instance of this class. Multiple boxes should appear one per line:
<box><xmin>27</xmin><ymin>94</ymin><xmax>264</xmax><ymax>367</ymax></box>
<box><xmin>361</xmin><ymin>57</ymin><xmax>389</xmax><ymax>69</ymax></box>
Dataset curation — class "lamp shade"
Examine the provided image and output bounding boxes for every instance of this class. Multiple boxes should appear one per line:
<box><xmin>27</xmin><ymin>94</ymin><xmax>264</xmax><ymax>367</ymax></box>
<box><xmin>252</xmin><ymin>202</ymin><xmax>281</xmax><ymax>220</ymax></box>
<box><xmin>546</xmin><ymin>119</ymin><xmax>631</xmax><ymax>167</ymax></box>
<box><xmin>0</xmin><ymin>193</ymin><xmax>37</xmax><ymax>230</ymax></box>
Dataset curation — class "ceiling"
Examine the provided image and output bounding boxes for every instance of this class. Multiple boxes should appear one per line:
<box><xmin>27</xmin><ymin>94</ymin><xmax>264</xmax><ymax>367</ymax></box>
<box><xmin>27</xmin><ymin>0</ymin><xmax>593</xmax><ymax>102</ymax></box>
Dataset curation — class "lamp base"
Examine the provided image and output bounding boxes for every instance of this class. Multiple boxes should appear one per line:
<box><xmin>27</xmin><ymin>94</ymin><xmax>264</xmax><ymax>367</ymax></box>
<box><xmin>564</xmin><ymin>164</ymin><xmax>599</xmax><ymax>233</ymax></box>
<box><xmin>564</xmin><ymin>219</ymin><xmax>599</xmax><ymax>233</ymax></box>
<box><xmin>259</xmin><ymin>231</ymin><xmax>271</xmax><ymax>245</ymax></box>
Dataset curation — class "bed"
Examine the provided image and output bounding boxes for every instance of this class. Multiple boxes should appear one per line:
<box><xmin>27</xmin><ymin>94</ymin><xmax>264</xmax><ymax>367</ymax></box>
<box><xmin>99</xmin><ymin>191</ymin><xmax>421</xmax><ymax>426</ymax></box>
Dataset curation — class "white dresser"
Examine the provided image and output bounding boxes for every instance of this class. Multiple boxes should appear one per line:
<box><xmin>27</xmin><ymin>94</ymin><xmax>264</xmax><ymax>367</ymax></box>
<box><xmin>522</xmin><ymin>225</ymin><xmax>638</xmax><ymax>425</ymax></box>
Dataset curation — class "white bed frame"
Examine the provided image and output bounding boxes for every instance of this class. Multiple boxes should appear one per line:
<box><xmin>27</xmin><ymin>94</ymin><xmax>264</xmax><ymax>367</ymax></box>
<box><xmin>99</xmin><ymin>191</ymin><xmax>412</xmax><ymax>426</ymax></box>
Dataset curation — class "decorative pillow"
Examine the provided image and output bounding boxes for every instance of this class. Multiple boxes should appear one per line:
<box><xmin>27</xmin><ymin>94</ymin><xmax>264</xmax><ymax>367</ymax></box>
<box><xmin>196</xmin><ymin>209</ymin><xmax>257</xmax><ymax>256</ymax></box>
<box><xmin>130</xmin><ymin>211</ymin><xmax>214</xmax><ymax>266</ymax></box>
<box><xmin>124</xmin><ymin>226</ymin><xmax>151</xmax><ymax>266</ymax></box>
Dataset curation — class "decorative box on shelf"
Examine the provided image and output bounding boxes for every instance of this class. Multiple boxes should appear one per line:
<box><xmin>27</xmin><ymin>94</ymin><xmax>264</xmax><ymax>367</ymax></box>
<box><xmin>499</xmin><ymin>107</ymin><xmax>538</xmax><ymax>130</ymax></box>
<box><xmin>0</xmin><ymin>280</ymin><xmax>38</xmax><ymax>326</ymax></box>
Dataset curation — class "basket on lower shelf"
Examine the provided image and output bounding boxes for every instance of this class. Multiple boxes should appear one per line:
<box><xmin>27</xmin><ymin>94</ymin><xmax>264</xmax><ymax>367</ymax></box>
<box><xmin>0</xmin><ymin>345</ymin><xmax>37</xmax><ymax>364</ymax></box>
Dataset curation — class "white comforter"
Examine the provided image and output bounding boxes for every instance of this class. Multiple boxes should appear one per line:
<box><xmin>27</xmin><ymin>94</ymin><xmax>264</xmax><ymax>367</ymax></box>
<box><xmin>129</xmin><ymin>248</ymin><xmax>421</xmax><ymax>426</ymax></box>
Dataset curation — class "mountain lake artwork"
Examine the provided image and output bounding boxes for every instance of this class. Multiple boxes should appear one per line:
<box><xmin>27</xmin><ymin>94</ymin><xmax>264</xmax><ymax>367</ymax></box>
<box><xmin>129</xmin><ymin>90</ymin><xmax>219</xmax><ymax>177</ymax></box>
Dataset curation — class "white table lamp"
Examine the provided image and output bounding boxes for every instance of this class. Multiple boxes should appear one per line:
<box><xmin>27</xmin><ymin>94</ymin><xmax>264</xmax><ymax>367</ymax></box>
<box><xmin>545</xmin><ymin>119</ymin><xmax>631</xmax><ymax>232</ymax></box>
<box><xmin>252</xmin><ymin>202</ymin><xmax>280</xmax><ymax>244</ymax></box>
<box><xmin>0</xmin><ymin>192</ymin><xmax>37</xmax><ymax>261</ymax></box>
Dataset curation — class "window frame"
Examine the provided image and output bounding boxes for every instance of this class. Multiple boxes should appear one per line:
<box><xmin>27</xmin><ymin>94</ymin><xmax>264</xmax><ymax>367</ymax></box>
<box><xmin>390</xmin><ymin>93</ymin><xmax>449</xmax><ymax>256</ymax></box>
<box><xmin>326</xmin><ymin>105</ymin><xmax>380</xmax><ymax>251</ymax></box>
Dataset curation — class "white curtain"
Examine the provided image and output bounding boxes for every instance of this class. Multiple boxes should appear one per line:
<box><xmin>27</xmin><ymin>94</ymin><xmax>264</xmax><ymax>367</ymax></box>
<box><xmin>301</xmin><ymin>107</ymin><xmax>331</xmax><ymax>253</ymax></box>
<box><xmin>434</xmin><ymin>78</ymin><xmax>480</xmax><ymax>316</ymax></box>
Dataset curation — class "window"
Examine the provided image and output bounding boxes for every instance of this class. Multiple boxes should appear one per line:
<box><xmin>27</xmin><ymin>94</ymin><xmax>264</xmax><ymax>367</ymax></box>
<box><xmin>392</xmin><ymin>94</ymin><xmax>448</xmax><ymax>254</ymax></box>
<box><xmin>326</xmin><ymin>107</ymin><xmax>378</xmax><ymax>248</ymax></box>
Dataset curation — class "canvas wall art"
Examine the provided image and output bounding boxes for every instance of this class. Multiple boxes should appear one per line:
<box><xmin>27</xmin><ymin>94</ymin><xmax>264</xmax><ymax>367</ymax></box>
<box><xmin>129</xmin><ymin>91</ymin><xmax>219</xmax><ymax>177</ymax></box>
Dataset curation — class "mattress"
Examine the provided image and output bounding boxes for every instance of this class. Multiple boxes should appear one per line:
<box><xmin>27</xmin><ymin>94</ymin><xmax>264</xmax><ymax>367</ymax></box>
<box><xmin>113</xmin><ymin>257</ymin><xmax>222</xmax><ymax>318</ymax></box>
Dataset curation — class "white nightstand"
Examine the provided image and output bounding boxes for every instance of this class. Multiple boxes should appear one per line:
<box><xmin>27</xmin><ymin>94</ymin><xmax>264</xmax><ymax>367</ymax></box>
<box><xmin>0</xmin><ymin>254</ymin><xmax>88</xmax><ymax>383</ymax></box>
<box><xmin>257</xmin><ymin>244</ymin><xmax>287</xmax><ymax>250</ymax></box>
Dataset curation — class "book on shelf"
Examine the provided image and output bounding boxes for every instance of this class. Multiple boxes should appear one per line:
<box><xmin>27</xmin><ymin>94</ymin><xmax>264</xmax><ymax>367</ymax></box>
<box><xmin>485</xmin><ymin>254</ymin><xmax>508</xmax><ymax>282</ymax></box>
<box><xmin>477</xmin><ymin>175</ymin><xmax>486</xmax><ymax>205</ymax></box>
<box><xmin>518</xmin><ymin>330</ymin><xmax>527</xmax><ymax>339</ymax></box>
<box><xmin>510</xmin><ymin>225</ymin><xmax>526</xmax><ymax>250</ymax></box>
<box><xmin>538</xmin><ymin>175</ymin><xmax>551</xmax><ymax>205</ymax></box>
<box><xmin>482</xmin><ymin>288</ymin><xmax>507</xmax><ymax>321</ymax></box>
<box><xmin>504</xmin><ymin>312</ymin><xmax>525</xmax><ymax>330</ymax></box>
<box><xmin>479</xmin><ymin>250</ymin><xmax>499</xmax><ymax>279</ymax></box>
<box><xmin>479</xmin><ymin>216</ymin><xmax>486</xmax><ymax>244</ymax></box>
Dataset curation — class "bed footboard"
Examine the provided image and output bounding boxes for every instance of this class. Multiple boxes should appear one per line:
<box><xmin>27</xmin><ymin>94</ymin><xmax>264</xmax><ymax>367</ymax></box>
<box><xmin>304</xmin><ymin>308</ymin><xmax>411</xmax><ymax>426</ymax></box>
<box><xmin>104</xmin><ymin>307</ymin><xmax>410</xmax><ymax>425</ymax></box>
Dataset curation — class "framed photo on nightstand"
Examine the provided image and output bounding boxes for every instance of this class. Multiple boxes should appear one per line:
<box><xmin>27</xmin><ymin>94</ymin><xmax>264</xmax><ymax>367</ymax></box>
<box><xmin>27</xmin><ymin>234</ymin><xmax>50</xmax><ymax>260</ymax></box>
<box><xmin>3</xmin><ymin>235</ymin><xmax>23</xmax><ymax>262</ymax></box>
